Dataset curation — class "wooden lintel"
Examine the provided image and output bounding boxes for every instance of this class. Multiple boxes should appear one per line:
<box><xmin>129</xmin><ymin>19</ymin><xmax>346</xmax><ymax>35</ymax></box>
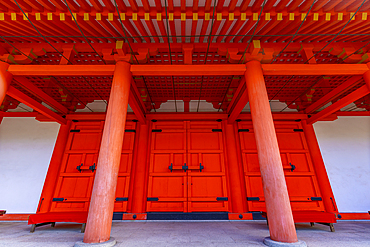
<box><xmin>6</xmin><ymin>86</ymin><xmax>67</xmax><ymax>125</ymax></box>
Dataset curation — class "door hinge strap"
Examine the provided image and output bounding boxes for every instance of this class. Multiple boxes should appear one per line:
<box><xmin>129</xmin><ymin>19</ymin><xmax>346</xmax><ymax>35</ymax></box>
<box><xmin>115</xmin><ymin>197</ymin><xmax>128</xmax><ymax>201</ymax></box>
<box><xmin>293</xmin><ymin>129</ymin><xmax>304</xmax><ymax>132</ymax></box>
<box><xmin>216</xmin><ymin>197</ymin><xmax>228</xmax><ymax>201</ymax></box>
<box><xmin>52</xmin><ymin>198</ymin><xmax>64</xmax><ymax>202</ymax></box>
<box><xmin>152</xmin><ymin>129</ymin><xmax>162</xmax><ymax>132</ymax></box>
<box><xmin>238</xmin><ymin>129</ymin><xmax>249</xmax><ymax>132</ymax></box>
<box><xmin>125</xmin><ymin>129</ymin><xmax>136</xmax><ymax>133</ymax></box>
<box><xmin>311</xmin><ymin>197</ymin><xmax>322</xmax><ymax>201</ymax></box>
<box><xmin>212</xmin><ymin>129</ymin><xmax>222</xmax><ymax>132</ymax></box>
<box><xmin>70</xmin><ymin>129</ymin><xmax>80</xmax><ymax>132</ymax></box>
<box><xmin>247</xmin><ymin>197</ymin><xmax>260</xmax><ymax>201</ymax></box>
<box><xmin>147</xmin><ymin>197</ymin><xmax>159</xmax><ymax>201</ymax></box>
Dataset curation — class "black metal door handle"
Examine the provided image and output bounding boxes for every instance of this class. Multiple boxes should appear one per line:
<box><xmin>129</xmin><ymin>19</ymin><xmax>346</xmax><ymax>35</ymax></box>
<box><xmin>182</xmin><ymin>163</ymin><xmax>188</xmax><ymax>172</ymax></box>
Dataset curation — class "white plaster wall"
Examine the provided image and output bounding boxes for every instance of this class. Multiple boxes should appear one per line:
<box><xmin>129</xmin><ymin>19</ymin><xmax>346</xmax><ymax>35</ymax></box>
<box><xmin>0</xmin><ymin>118</ymin><xmax>60</xmax><ymax>213</ymax></box>
<box><xmin>314</xmin><ymin>116</ymin><xmax>370</xmax><ymax>212</ymax></box>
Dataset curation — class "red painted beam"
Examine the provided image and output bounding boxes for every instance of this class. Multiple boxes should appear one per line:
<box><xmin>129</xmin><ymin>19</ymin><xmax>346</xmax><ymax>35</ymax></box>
<box><xmin>228</xmin><ymin>90</ymin><xmax>249</xmax><ymax>124</ymax></box>
<box><xmin>307</xmin><ymin>86</ymin><xmax>370</xmax><ymax>124</ymax></box>
<box><xmin>146</xmin><ymin>113</ymin><xmax>229</xmax><ymax>121</ymax></box>
<box><xmin>65</xmin><ymin>113</ymin><xmax>137</xmax><ymax>121</ymax></box>
<box><xmin>6</xmin><ymin>86</ymin><xmax>67</xmax><ymax>125</ymax></box>
<box><xmin>128</xmin><ymin>79</ymin><xmax>146</xmax><ymax>124</ymax></box>
<box><xmin>305</xmin><ymin>76</ymin><xmax>363</xmax><ymax>114</ymax></box>
<box><xmin>0</xmin><ymin>112</ymin><xmax>38</xmax><ymax>117</ymax></box>
<box><xmin>336</xmin><ymin>111</ymin><xmax>370</xmax><ymax>116</ymax></box>
<box><xmin>7</xmin><ymin>64</ymin><xmax>370</xmax><ymax>76</ymax></box>
<box><xmin>8</xmin><ymin>65</ymin><xmax>116</xmax><ymax>76</ymax></box>
<box><xmin>262</xmin><ymin>64</ymin><xmax>369</xmax><ymax>75</ymax></box>
<box><xmin>13</xmin><ymin>77</ymin><xmax>69</xmax><ymax>114</ymax></box>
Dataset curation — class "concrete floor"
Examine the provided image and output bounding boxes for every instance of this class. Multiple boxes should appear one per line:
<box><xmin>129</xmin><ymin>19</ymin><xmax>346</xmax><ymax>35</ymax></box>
<box><xmin>0</xmin><ymin>221</ymin><xmax>369</xmax><ymax>247</ymax></box>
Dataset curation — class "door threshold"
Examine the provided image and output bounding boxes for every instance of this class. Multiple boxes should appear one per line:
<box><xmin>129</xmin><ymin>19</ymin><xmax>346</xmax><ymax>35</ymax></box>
<box><xmin>146</xmin><ymin>212</ymin><xmax>229</xmax><ymax>220</ymax></box>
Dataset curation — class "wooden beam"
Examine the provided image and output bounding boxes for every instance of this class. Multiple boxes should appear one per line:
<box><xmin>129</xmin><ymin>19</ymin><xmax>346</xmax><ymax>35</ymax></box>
<box><xmin>228</xmin><ymin>90</ymin><xmax>249</xmax><ymax>124</ymax></box>
<box><xmin>307</xmin><ymin>86</ymin><xmax>369</xmax><ymax>124</ymax></box>
<box><xmin>7</xmin><ymin>64</ymin><xmax>370</xmax><ymax>77</ymax></box>
<box><xmin>6</xmin><ymin>86</ymin><xmax>67</xmax><ymax>125</ymax></box>
<box><xmin>13</xmin><ymin>77</ymin><xmax>69</xmax><ymax>114</ymax></box>
<box><xmin>0</xmin><ymin>112</ymin><xmax>38</xmax><ymax>117</ymax></box>
<box><xmin>262</xmin><ymin>64</ymin><xmax>369</xmax><ymax>75</ymax></box>
<box><xmin>129</xmin><ymin>80</ymin><xmax>146</xmax><ymax>124</ymax></box>
<box><xmin>65</xmin><ymin>113</ymin><xmax>137</xmax><ymax>121</ymax></box>
<box><xmin>305</xmin><ymin>76</ymin><xmax>363</xmax><ymax>114</ymax></box>
<box><xmin>8</xmin><ymin>65</ymin><xmax>116</xmax><ymax>76</ymax></box>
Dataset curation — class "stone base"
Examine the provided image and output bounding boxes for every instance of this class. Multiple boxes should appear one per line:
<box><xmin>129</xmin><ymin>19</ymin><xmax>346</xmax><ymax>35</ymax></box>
<box><xmin>74</xmin><ymin>237</ymin><xmax>116</xmax><ymax>247</ymax></box>
<box><xmin>263</xmin><ymin>237</ymin><xmax>307</xmax><ymax>247</ymax></box>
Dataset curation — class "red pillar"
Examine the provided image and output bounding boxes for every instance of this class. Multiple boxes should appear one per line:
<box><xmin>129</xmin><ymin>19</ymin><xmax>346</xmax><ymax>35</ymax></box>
<box><xmin>225</xmin><ymin>122</ymin><xmax>244</xmax><ymax>213</ymax></box>
<box><xmin>301</xmin><ymin>120</ymin><xmax>338</xmax><ymax>213</ymax></box>
<box><xmin>38</xmin><ymin>120</ymin><xmax>72</xmax><ymax>213</ymax></box>
<box><xmin>83</xmin><ymin>61</ymin><xmax>131</xmax><ymax>244</ymax></box>
<box><xmin>0</xmin><ymin>62</ymin><xmax>12</xmax><ymax>105</ymax></box>
<box><xmin>245</xmin><ymin>60</ymin><xmax>297</xmax><ymax>243</ymax></box>
<box><xmin>131</xmin><ymin>122</ymin><xmax>149</xmax><ymax>213</ymax></box>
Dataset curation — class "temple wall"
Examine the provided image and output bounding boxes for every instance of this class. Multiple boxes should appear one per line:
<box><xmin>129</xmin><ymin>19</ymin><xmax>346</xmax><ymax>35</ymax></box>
<box><xmin>0</xmin><ymin>116</ymin><xmax>369</xmax><ymax>214</ymax></box>
<box><xmin>314</xmin><ymin>116</ymin><xmax>370</xmax><ymax>212</ymax></box>
<box><xmin>0</xmin><ymin>118</ymin><xmax>59</xmax><ymax>213</ymax></box>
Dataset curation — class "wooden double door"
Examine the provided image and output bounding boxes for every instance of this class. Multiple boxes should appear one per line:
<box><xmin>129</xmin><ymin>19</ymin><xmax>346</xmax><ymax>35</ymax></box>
<box><xmin>147</xmin><ymin>121</ymin><xmax>228</xmax><ymax>212</ymax></box>
<box><xmin>238</xmin><ymin>120</ymin><xmax>325</xmax><ymax>212</ymax></box>
<box><xmin>49</xmin><ymin>120</ymin><xmax>136</xmax><ymax>213</ymax></box>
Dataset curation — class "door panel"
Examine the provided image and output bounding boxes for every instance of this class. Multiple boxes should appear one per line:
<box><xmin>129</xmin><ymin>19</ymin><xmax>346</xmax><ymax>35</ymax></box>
<box><xmin>51</xmin><ymin>122</ymin><xmax>103</xmax><ymax>212</ymax></box>
<box><xmin>147</xmin><ymin>122</ymin><xmax>187</xmax><ymax>212</ymax></box>
<box><xmin>238</xmin><ymin>121</ymin><xmax>324</xmax><ymax>212</ymax></box>
<box><xmin>50</xmin><ymin>121</ymin><xmax>136</xmax><ymax>213</ymax></box>
<box><xmin>147</xmin><ymin>121</ymin><xmax>228</xmax><ymax>213</ymax></box>
<box><xmin>114</xmin><ymin>122</ymin><xmax>136</xmax><ymax>211</ymax></box>
<box><xmin>187</xmin><ymin>122</ymin><xmax>228</xmax><ymax>212</ymax></box>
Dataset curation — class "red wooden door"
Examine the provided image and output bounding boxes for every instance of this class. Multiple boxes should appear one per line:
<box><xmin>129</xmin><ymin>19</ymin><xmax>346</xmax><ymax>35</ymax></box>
<box><xmin>147</xmin><ymin>121</ymin><xmax>188</xmax><ymax>212</ymax></box>
<box><xmin>238</xmin><ymin>121</ymin><xmax>325</xmax><ymax>212</ymax></box>
<box><xmin>50</xmin><ymin>121</ymin><xmax>136</xmax><ymax>212</ymax></box>
<box><xmin>187</xmin><ymin>121</ymin><xmax>228</xmax><ymax>212</ymax></box>
<box><xmin>114</xmin><ymin>122</ymin><xmax>136</xmax><ymax>212</ymax></box>
<box><xmin>50</xmin><ymin>121</ymin><xmax>103</xmax><ymax>212</ymax></box>
<box><xmin>147</xmin><ymin>121</ymin><xmax>228</xmax><ymax>213</ymax></box>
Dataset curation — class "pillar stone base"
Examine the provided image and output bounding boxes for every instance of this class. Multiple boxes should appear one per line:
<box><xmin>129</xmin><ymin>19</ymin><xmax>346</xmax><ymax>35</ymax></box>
<box><xmin>264</xmin><ymin>237</ymin><xmax>306</xmax><ymax>247</ymax></box>
<box><xmin>74</xmin><ymin>238</ymin><xmax>116</xmax><ymax>247</ymax></box>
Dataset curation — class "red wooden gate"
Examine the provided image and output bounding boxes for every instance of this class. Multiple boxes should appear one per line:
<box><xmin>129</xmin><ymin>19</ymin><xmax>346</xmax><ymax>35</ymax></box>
<box><xmin>147</xmin><ymin>121</ymin><xmax>228</xmax><ymax>212</ymax></box>
<box><xmin>50</xmin><ymin>120</ymin><xmax>136</xmax><ymax>213</ymax></box>
<box><xmin>238</xmin><ymin>121</ymin><xmax>325</xmax><ymax>212</ymax></box>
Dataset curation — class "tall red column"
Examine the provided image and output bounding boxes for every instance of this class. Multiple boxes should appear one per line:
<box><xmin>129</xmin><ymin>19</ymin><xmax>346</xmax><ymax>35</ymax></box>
<box><xmin>301</xmin><ymin>120</ymin><xmax>338</xmax><ymax>213</ymax></box>
<box><xmin>83</xmin><ymin>61</ymin><xmax>131</xmax><ymax>244</ymax></box>
<box><xmin>225</xmin><ymin>122</ymin><xmax>244</xmax><ymax>213</ymax></box>
<box><xmin>131</xmin><ymin>122</ymin><xmax>149</xmax><ymax>213</ymax></box>
<box><xmin>38</xmin><ymin>120</ymin><xmax>72</xmax><ymax>212</ymax></box>
<box><xmin>245</xmin><ymin>60</ymin><xmax>297</xmax><ymax>243</ymax></box>
<box><xmin>0</xmin><ymin>62</ymin><xmax>12</xmax><ymax>105</ymax></box>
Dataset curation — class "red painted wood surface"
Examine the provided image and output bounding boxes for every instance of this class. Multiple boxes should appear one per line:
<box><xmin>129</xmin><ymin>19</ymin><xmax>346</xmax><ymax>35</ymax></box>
<box><xmin>131</xmin><ymin>123</ymin><xmax>150</xmax><ymax>213</ymax></box>
<box><xmin>245</xmin><ymin>60</ymin><xmax>297</xmax><ymax>243</ymax></box>
<box><xmin>0</xmin><ymin>62</ymin><xmax>12</xmax><ymax>106</ymax></box>
<box><xmin>38</xmin><ymin>120</ymin><xmax>72</xmax><ymax>213</ymax></box>
<box><xmin>238</xmin><ymin>121</ymin><xmax>325</xmax><ymax>212</ymax></box>
<box><xmin>147</xmin><ymin>121</ymin><xmax>228</xmax><ymax>212</ymax></box>
<box><xmin>49</xmin><ymin>120</ymin><xmax>136</xmax><ymax>213</ymax></box>
<box><xmin>84</xmin><ymin>61</ymin><xmax>132</xmax><ymax>243</ymax></box>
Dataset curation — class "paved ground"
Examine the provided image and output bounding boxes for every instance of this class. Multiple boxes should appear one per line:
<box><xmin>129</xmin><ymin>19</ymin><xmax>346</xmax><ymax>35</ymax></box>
<box><xmin>0</xmin><ymin>220</ymin><xmax>369</xmax><ymax>247</ymax></box>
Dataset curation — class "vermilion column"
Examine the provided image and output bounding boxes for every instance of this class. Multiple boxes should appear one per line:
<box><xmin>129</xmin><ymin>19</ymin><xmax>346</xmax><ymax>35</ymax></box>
<box><xmin>38</xmin><ymin>120</ymin><xmax>72</xmax><ymax>212</ymax></box>
<box><xmin>225</xmin><ymin>122</ymin><xmax>244</xmax><ymax>213</ymax></box>
<box><xmin>83</xmin><ymin>61</ymin><xmax>131</xmax><ymax>244</ymax></box>
<box><xmin>131</xmin><ymin>122</ymin><xmax>149</xmax><ymax>213</ymax></box>
<box><xmin>0</xmin><ymin>62</ymin><xmax>12</xmax><ymax>105</ymax></box>
<box><xmin>245</xmin><ymin>60</ymin><xmax>297</xmax><ymax>243</ymax></box>
<box><xmin>301</xmin><ymin>120</ymin><xmax>338</xmax><ymax>213</ymax></box>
